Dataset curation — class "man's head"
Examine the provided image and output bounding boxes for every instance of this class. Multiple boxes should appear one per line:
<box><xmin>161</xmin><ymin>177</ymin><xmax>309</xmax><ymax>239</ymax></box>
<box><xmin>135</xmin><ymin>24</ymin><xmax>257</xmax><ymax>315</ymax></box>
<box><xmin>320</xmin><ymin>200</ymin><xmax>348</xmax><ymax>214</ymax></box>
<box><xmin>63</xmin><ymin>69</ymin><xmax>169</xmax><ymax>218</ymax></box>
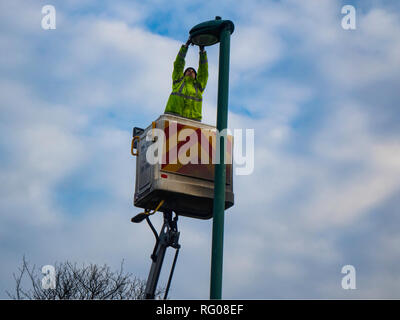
<box><xmin>184</xmin><ymin>67</ymin><xmax>197</xmax><ymax>79</ymax></box>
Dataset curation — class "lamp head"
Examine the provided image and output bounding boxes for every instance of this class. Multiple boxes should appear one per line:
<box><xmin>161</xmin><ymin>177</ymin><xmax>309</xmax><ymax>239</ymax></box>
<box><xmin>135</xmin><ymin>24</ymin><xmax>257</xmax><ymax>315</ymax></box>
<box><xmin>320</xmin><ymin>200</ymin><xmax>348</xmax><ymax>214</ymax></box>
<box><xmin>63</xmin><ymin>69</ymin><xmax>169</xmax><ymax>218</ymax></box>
<box><xmin>189</xmin><ymin>16</ymin><xmax>234</xmax><ymax>47</ymax></box>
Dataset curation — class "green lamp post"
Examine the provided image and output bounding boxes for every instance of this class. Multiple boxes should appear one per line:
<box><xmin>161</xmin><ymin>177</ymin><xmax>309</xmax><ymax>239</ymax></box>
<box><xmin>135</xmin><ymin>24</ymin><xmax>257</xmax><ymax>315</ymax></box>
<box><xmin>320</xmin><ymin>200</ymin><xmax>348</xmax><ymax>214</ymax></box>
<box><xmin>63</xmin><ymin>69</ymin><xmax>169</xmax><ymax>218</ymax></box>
<box><xmin>189</xmin><ymin>16</ymin><xmax>235</xmax><ymax>300</ymax></box>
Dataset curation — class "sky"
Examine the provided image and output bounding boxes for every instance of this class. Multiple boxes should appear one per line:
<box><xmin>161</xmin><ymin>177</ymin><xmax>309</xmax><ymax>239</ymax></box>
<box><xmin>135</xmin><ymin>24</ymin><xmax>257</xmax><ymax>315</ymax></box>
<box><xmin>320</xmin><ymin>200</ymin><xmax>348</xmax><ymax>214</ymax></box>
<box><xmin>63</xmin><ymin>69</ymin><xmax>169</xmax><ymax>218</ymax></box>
<box><xmin>1</xmin><ymin>0</ymin><xmax>400</xmax><ymax>299</ymax></box>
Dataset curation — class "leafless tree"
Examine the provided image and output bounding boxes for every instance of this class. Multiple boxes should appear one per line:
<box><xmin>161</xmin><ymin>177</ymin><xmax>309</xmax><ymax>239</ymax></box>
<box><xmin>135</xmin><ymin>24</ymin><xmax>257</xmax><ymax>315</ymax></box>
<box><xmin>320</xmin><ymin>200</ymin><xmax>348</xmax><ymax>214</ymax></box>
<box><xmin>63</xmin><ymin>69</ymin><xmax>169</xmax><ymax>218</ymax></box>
<box><xmin>7</xmin><ymin>256</ymin><xmax>164</xmax><ymax>300</ymax></box>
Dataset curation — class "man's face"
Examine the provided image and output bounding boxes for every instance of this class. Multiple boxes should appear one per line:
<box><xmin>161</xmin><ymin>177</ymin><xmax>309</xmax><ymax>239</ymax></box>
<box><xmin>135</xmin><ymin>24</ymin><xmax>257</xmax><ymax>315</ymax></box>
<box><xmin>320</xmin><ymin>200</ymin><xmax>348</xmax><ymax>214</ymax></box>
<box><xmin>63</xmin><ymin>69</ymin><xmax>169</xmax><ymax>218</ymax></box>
<box><xmin>185</xmin><ymin>68</ymin><xmax>196</xmax><ymax>79</ymax></box>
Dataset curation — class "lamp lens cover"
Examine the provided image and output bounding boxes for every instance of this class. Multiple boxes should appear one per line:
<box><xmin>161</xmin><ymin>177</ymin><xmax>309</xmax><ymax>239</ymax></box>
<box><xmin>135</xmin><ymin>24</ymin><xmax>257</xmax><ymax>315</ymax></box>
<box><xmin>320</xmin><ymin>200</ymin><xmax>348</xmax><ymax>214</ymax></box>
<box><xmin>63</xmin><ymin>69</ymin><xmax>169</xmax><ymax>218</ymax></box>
<box><xmin>192</xmin><ymin>34</ymin><xmax>219</xmax><ymax>46</ymax></box>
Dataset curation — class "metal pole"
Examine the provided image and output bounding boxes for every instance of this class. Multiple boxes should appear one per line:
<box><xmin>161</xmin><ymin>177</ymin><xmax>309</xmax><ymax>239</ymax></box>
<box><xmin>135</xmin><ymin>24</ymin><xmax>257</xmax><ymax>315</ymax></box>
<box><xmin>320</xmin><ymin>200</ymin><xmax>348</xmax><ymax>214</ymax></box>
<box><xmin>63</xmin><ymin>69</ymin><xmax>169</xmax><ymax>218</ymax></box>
<box><xmin>210</xmin><ymin>26</ymin><xmax>231</xmax><ymax>300</ymax></box>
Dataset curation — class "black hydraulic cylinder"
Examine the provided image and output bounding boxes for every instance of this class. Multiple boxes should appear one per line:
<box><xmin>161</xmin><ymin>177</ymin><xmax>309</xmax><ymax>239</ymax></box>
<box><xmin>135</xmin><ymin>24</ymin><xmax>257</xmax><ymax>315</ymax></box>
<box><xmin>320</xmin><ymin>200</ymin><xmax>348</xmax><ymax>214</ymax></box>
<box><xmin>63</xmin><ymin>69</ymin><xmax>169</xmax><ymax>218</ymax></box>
<box><xmin>144</xmin><ymin>211</ymin><xmax>180</xmax><ymax>299</ymax></box>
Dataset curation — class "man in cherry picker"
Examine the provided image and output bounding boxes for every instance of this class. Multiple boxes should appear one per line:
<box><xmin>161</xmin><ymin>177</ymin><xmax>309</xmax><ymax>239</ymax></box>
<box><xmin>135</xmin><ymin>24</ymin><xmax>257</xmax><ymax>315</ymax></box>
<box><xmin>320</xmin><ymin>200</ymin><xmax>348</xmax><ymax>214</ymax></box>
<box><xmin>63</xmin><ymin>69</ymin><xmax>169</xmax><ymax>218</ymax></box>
<box><xmin>164</xmin><ymin>38</ymin><xmax>208</xmax><ymax>122</ymax></box>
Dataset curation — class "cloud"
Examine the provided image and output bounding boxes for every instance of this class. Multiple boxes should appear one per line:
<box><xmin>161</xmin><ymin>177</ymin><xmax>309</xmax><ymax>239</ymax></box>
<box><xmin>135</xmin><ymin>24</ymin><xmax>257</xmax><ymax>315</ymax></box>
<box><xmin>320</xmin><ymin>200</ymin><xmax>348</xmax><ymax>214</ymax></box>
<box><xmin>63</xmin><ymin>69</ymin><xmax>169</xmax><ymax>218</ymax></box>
<box><xmin>231</xmin><ymin>25</ymin><xmax>283</xmax><ymax>73</ymax></box>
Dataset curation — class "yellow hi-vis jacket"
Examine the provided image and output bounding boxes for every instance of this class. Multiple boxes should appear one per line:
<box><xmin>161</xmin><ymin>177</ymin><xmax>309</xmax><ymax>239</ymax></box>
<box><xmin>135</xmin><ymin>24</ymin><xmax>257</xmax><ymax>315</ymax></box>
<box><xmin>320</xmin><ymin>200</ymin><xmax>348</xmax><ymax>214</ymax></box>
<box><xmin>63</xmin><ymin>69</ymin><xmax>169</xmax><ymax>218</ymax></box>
<box><xmin>164</xmin><ymin>45</ymin><xmax>208</xmax><ymax>121</ymax></box>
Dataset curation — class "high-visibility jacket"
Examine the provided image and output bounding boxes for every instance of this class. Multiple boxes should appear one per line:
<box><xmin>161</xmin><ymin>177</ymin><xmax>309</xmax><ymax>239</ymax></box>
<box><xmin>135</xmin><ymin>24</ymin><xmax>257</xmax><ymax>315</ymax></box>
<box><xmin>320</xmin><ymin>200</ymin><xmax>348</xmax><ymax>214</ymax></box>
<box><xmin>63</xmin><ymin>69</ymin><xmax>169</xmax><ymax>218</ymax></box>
<box><xmin>164</xmin><ymin>45</ymin><xmax>208</xmax><ymax>121</ymax></box>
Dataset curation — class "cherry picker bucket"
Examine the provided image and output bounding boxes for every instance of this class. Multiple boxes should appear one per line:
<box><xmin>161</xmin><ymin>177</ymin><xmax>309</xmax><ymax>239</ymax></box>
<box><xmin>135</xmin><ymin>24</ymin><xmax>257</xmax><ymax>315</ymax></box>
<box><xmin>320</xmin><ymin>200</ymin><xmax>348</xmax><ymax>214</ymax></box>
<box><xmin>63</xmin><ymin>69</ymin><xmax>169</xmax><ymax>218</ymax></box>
<box><xmin>131</xmin><ymin>113</ymin><xmax>234</xmax><ymax>219</ymax></box>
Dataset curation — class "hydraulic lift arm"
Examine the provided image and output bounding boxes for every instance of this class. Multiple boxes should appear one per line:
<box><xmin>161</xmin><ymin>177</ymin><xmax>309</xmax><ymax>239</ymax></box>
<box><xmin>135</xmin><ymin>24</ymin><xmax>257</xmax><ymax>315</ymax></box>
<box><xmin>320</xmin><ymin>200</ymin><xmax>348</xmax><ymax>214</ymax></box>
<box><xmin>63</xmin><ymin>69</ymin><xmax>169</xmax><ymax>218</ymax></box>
<box><xmin>133</xmin><ymin>209</ymin><xmax>181</xmax><ymax>300</ymax></box>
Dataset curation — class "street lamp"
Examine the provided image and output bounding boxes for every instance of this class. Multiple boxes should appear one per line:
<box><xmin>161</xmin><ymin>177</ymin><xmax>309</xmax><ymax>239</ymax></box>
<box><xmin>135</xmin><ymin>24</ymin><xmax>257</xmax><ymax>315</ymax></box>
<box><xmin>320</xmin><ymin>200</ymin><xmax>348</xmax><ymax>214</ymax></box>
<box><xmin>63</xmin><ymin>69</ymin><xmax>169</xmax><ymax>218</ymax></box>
<box><xmin>190</xmin><ymin>16</ymin><xmax>235</xmax><ymax>300</ymax></box>
<box><xmin>189</xmin><ymin>16</ymin><xmax>234</xmax><ymax>46</ymax></box>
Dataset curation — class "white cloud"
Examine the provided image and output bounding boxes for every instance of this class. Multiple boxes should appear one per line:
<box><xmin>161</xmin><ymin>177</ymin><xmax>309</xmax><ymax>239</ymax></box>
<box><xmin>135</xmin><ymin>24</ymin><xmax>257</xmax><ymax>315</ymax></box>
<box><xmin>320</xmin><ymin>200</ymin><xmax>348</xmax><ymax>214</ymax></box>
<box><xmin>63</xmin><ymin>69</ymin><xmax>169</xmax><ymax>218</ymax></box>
<box><xmin>231</xmin><ymin>25</ymin><xmax>283</xmax><ymax>73</ymax></box>
<box><xmin>0</xmin><ymin>80</ymin><xmax>87</xmax><ymax>227</ymax></box>
<box><xmin>302</xmin><ymin>101</ymin><xmax>400</xmax><ymax>228</ymax></box>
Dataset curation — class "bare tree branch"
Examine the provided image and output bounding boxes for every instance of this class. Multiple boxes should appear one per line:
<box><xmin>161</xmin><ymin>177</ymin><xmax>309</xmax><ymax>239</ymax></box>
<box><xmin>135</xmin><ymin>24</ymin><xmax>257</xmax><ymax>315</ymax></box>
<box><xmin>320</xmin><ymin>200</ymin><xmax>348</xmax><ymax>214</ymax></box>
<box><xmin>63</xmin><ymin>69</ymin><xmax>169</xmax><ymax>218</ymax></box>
<box><xmin>7</xmin><ymin>257</ymin><xmax>164</xmax><ymax>300</ymax></box>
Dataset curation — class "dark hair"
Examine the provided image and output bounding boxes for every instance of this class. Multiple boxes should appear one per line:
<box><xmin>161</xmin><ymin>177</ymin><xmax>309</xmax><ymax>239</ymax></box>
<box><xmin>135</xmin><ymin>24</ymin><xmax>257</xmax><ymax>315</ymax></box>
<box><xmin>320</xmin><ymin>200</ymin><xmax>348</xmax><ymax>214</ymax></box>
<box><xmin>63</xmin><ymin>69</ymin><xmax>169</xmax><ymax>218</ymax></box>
<box><xmin>184</xmin><ymin>67</ymin><xmax>197</xmax><ymax>78</ymax></box>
